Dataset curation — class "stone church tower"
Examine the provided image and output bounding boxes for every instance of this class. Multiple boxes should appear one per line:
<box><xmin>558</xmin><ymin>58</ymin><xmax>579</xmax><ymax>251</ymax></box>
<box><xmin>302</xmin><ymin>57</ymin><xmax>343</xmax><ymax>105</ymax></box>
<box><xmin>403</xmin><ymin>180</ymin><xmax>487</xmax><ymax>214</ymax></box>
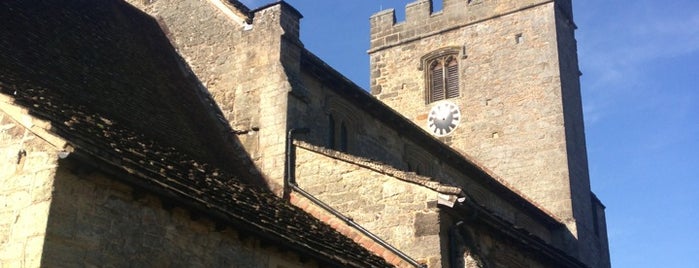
<box><xmin>370</xmin><ymin>0</ymin><xmax>609</xmax><ymax>266</ymax></box>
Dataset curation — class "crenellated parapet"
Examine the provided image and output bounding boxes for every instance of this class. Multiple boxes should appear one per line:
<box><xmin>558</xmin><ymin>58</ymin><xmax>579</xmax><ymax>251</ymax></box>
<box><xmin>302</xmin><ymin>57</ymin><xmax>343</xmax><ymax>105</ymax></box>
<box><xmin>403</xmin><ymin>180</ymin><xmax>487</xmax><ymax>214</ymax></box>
<box><xmin>369</xmin><ymin>0</ymin><xmax>571</xmax><ymax>52</ymax></box>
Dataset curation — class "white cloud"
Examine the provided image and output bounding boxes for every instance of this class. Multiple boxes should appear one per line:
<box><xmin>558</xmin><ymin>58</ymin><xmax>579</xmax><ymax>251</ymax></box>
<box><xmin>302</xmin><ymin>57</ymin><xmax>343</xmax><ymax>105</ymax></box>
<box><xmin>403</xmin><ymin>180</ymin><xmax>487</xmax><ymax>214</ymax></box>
<box><xmin>577</xmin><ymin>1</ymin><xmax>699</xmax><ymax>125</ymax></box>
<box><xmin>581</xmin><ymin>3</ymin><xmax>699</xmax><ymax>76</ymax></box>
<box><xmin>626</xmin><ymin>13</ymin><xmax>699</xmax><ymax>61</ymax></box>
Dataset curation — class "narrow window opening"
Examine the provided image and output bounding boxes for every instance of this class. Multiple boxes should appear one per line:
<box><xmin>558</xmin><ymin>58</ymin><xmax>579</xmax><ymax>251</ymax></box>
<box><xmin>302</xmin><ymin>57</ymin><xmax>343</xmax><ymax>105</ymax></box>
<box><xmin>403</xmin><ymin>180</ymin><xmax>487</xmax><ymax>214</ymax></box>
<box><xmin>445</xmin><ymin>56</ymin><xmax>459</xmax><ymax>99</ymax></box>
<box><xmin>339</xmin><ymin>122</ymin><xmax>348</xmax><ymax>152</ymax></box>
<box><xmin>515</xmin><ymin>33</ymin><xmax>524</xmax><ymax>44</ymax></box>
<box><xmin>328</xmin><ymin>115</ymin><xmax>336</xmax><ymax>149</ymax></box>
<box><xmin>430</xmin><ymin>60</ymin><xmax>445</xmax><ymax>102</ymax></box>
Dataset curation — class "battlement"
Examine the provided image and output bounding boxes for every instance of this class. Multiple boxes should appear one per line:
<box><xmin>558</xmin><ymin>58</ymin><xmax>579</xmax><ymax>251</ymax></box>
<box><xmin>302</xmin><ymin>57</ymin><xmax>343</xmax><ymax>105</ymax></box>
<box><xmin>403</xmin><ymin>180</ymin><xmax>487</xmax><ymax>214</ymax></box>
<box><xmin>369</xmin><ymin>0</ymin><xmax>571</xmax><ymax>52</ymax></box>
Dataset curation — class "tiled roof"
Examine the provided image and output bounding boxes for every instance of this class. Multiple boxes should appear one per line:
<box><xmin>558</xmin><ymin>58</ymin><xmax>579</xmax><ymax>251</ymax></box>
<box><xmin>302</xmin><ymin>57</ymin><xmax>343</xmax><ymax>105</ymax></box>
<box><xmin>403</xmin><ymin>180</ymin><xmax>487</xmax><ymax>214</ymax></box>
<box><xmin>0</xmin><ymin>1</ymin><xmax>391</xmax><ymax>267</ymax></box>
<box><xmin>0</xmin><ymin>0</ymin><xmax>250</xmax><ymax>177</ymax></box>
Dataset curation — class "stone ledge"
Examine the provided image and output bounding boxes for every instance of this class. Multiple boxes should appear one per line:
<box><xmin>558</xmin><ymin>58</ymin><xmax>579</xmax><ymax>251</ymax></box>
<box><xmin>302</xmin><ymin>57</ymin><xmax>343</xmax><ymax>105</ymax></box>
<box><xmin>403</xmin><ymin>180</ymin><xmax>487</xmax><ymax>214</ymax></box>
<box><xmin>294</xmin><ymin>140</ymin><xmax>462</xmax><ymax>195</ymax></box>
<box><xmin>0</xmin><ymin>99</ymin><xmax>69</xmax><ymax>152</ymax></box>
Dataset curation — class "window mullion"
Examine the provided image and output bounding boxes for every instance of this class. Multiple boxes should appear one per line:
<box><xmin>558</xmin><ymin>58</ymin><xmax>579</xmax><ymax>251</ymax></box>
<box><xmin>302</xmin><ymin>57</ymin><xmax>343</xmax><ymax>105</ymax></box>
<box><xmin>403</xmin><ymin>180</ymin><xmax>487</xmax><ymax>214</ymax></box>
<box><xmin>442</xmin><ymin>60</ymin><xmax>448</xmax><ymax>100</ymax></box>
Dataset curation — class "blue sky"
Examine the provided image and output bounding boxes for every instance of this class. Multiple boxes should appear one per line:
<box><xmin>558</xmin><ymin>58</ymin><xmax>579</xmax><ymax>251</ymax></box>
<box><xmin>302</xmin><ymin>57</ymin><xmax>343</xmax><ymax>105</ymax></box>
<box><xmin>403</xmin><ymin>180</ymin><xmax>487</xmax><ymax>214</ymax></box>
<box><xmin>241</xmin><ymin>1</ymin><xmax>699</xmax><ymax>267</ymax></box>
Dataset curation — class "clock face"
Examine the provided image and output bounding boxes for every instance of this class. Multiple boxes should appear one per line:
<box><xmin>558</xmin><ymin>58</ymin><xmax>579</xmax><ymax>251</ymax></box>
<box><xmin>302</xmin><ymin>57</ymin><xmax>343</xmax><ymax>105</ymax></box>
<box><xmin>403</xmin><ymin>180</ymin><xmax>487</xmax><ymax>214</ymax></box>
<box><xmin>427</xmin><ymin>101</ymin><xmax>461</xmax><ymax>137</ymax></box>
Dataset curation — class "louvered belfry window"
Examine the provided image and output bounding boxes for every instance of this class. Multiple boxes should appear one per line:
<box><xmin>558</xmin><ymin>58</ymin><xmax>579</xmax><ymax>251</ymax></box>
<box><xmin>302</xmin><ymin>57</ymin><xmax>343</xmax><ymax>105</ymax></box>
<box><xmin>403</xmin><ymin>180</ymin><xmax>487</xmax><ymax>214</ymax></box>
<box><xmin>427</xmin><ymin>55</ymin><xmax>459</xmax><ymax>103</ymax></box>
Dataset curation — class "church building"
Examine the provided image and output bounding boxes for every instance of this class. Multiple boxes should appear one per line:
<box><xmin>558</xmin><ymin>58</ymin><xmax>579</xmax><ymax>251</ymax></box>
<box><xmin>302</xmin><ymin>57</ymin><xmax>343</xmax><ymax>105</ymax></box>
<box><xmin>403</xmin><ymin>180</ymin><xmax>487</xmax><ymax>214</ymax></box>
<box><xmin>1</xmin><ymin>0</ymin><xmax>610</xmax><ymax>267</ymax></box>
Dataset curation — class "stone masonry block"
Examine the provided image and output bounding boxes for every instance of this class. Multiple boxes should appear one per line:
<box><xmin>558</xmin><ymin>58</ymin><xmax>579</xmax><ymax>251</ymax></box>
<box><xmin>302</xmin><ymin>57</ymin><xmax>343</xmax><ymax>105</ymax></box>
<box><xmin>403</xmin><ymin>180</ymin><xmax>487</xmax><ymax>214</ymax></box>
<box><xmin>413</xmin><ymin>212</ymin><xmax>439</xmax><ymax>237</ymax></box>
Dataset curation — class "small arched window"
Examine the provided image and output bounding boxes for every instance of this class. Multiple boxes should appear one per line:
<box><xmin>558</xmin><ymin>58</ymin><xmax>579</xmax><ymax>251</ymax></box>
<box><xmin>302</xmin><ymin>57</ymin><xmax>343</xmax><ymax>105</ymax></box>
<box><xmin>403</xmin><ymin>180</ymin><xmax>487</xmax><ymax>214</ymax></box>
<box><xmin>326</xmin><ymin>98</ymin><xmax>361</xmax><ymax>153</ymax></box>
<box><xmin>427</xmin><ymin>55</ymin><xmax>459</xmax><ymax>103</ymax></box>
<box><xmin>327</xmin><ymin>113</ymin><xmax>350</xmax><ymax>153</ymax></box>
<box><xmin>421</xmin><ymin>47</ymin><xmax>462</xmax><ymax>104</ymax></box>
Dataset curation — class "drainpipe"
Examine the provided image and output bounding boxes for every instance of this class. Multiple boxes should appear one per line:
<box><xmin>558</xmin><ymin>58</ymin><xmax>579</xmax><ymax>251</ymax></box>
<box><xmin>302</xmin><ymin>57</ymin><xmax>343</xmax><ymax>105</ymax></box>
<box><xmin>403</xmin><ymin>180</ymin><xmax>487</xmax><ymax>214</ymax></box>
<box><xmin>284</xmin><ymin>127</ymin><xmax>309</xmax><ymax>200</ymax></box>
<box><xmin>442</xmin><ymin>194</ymin><xmax>479</xmax><ymax>268</ymax></box>
<box><xmin>449</xmin><ymin>220</ymin><xmax>465</xmax><ymax>268</ymax></box>
<box><xmin>444</xmin><ymin>194</ymin><xmax>490</xmax><ymax>268</ymax></box>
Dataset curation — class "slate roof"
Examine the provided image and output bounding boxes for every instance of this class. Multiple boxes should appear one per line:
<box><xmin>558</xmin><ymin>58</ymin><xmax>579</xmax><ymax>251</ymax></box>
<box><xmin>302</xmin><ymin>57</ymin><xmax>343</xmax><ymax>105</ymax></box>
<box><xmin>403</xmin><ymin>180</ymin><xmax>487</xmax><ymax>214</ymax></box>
<box><xmin>0</xmin><ymin>1</ymin><xmax>391</xmax><ymax>267</ymax></box>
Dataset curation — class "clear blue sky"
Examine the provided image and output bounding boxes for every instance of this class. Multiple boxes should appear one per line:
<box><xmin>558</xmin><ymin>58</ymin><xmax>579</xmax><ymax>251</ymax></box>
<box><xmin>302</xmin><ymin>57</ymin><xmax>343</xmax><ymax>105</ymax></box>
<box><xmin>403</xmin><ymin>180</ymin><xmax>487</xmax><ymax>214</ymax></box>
<box><xmin>241</xmin><ymin>1</ymin><xmax>699</xmax><ymax>267</ymax></box>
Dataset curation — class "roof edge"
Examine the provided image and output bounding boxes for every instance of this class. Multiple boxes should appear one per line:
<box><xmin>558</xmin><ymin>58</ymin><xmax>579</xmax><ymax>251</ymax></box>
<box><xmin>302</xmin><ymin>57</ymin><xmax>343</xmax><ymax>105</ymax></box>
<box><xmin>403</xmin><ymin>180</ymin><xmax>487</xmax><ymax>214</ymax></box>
<box><xmin>250</xmin><ymin>1</ymin><xmax>303</xmax><ymax>19</ymax></box>
<box><xmin>295</xmin><ymin>140</ymin><xmax>462</xmax><ymax>195</ymax></box>
<box><xmin>0</xmin><ymin>95</ymin><xmax>70</xmax><ymax>151</ymax></box>
<box><xmin>445</xmin><ymin>202</ymin><xmax>588</xmax><ymax>268</ymax></box>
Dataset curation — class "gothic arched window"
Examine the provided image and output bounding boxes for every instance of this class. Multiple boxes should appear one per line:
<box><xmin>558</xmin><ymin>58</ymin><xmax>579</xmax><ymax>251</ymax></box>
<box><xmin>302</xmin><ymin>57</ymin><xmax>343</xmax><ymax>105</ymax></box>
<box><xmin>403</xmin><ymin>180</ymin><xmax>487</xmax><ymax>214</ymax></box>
<box><xmin>327</xmin><ymin>112</ymin><xmax>351</xmax><ymax>153</ymax></box>
<box><xmin>326</xmin><ymin>97</ymin><xmax>362</xmax><ymax>154</ymax></box>
<box><xmin>427</xmin><ymin>55</ymin><xmax>459</xmax><ymax>103</ymax></box>
<box><xmin>420</xmin><ymin>47</ymin><xmax>463</xmax><ymax>104</ymax></box>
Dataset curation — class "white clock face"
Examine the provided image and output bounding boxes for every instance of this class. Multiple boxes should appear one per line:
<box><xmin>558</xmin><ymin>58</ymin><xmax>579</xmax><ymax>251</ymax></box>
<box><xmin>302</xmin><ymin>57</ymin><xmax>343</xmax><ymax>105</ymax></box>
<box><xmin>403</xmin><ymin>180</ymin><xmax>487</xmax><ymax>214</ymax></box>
<box><xmin>427</xmin><ymin>101</ymin><xmax>461</xmax><ymax>137</ymax></box>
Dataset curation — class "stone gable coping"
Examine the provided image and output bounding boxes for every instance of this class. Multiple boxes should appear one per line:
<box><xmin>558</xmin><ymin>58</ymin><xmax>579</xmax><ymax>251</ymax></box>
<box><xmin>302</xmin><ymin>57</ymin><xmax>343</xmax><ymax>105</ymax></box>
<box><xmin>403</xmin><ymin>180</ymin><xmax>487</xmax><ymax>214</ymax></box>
<box><xmin>0</xmin><ymin>95</ymin><xmax>69</xmax><ymax>152</ymax></box>
<box><xmin>294</xmin><ymin>140</ymin><xmax>462</xmax><ymax>196</ymax></box>
<box><xmin>207</xmin><ymin>0</ymin><xmax>251</xmax><ymax>26</ymax></box>
<box><xmin>226</xmin><ymin>0</ymin><xmax>252</xmax><ymax>14</ymax></box>
<box><xmin>250</xmin><ymin>1</ymin><xmax>303</xmax><ymax>20</ymax></box>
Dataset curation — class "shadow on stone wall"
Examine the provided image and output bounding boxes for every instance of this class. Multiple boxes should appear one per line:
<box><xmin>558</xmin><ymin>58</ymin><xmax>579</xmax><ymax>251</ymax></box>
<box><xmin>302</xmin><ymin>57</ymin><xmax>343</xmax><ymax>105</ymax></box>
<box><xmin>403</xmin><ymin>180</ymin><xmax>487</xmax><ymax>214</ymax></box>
<box><xmin>0</xmin><ymin>0</ymin><xmax>265</xmax><ymax>187</ymax></box>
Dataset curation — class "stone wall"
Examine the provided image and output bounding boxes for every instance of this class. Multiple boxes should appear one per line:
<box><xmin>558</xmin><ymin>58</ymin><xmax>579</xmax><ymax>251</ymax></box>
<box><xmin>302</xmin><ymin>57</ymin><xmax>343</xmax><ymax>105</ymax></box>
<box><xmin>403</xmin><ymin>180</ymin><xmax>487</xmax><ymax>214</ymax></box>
<box><xmin>289</xmin><ymin>70</ymin><xmax>406</xmax><ymax>169</ymax></box>
<box><xmin>292</xmin><ymin>142</ymin><xmax>581</xmax><ymax>267</ymax></box>
<box><xmin>123</xmin><ymin>0</ymin><xmax>301</xmax><ymax>193</ymax></box>
<box><xmin>289</xmin><ymin>65</ymin><xmax>556</xmax><ymax>244</ymax></box>
<box><xmin>460</xmin><ymin>222</ymin><xmax>551</xmax><ymax>268</ymax></box>
<box><xmin>288</xmin><ymin>191</ymin><xmax>416</xmax><ymax>268</ymax></box>
<box><xmin>0</xmin><ymin>110</ymin><xmax>59</xmax><ymax>267</ymax></box>
<box><xmin>553</xmin><ymin>5</ymin><xmax>608</xmax><ymax>266</ymax></box>
<box><xmin>40</xmin><ymin>159</ymin><xmax>317</xmax><ymax>268</ymax></box>
<box><xmin>294</xmin><ymin>143</ymin><xmax>446</xmax><ymax>267</ymax></box>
